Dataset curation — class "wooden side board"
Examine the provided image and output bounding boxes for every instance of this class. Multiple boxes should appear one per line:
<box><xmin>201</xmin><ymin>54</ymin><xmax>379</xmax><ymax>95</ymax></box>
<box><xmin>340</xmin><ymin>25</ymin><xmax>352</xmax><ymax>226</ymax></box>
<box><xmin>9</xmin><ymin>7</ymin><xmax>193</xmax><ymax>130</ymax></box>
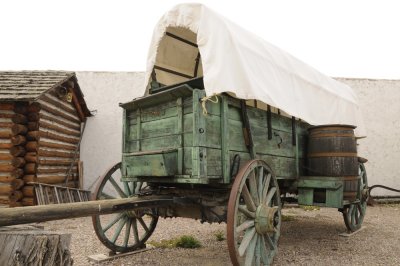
<box><xmin>121</xmin><ymin>85</ymin><xmax>309</xmax><ymax>186</ymax></box>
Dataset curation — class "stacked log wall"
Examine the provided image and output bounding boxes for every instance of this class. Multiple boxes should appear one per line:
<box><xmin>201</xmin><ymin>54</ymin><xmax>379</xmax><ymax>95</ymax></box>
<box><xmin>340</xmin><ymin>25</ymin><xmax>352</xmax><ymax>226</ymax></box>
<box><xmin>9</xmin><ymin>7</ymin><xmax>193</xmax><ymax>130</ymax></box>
<box><xmin>0</xmin><ymin>103</ymin><xmax>14</xmax><ymax>206</ymax></box>
<box><xmin>0</xmin><ymin>102</ymin><xmax>29</xmax><ymax>207</ymax></box>
<box><xmin>33</xmin><ymin>90</ymin><xmax>82</xmax><ymax>192</ymax></box>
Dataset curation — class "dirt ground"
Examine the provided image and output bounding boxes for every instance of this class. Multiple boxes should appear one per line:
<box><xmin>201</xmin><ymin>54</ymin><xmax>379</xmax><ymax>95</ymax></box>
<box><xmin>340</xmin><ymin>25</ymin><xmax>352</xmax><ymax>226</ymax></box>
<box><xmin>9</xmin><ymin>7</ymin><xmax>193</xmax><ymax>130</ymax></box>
<box><xmin>42</xmin><ymin>204</ymin><xmax>400</xmax><ymax>266</ymax></box>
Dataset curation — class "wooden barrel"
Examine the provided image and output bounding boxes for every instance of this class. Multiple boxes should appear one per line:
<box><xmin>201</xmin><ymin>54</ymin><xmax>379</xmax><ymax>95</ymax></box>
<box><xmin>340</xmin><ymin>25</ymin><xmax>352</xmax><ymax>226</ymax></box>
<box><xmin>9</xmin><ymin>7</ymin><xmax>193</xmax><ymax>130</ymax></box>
<box><xmin>307</xmin><ymin>125</ymin><xmax>358</xmax><ymax>201</ymax></box>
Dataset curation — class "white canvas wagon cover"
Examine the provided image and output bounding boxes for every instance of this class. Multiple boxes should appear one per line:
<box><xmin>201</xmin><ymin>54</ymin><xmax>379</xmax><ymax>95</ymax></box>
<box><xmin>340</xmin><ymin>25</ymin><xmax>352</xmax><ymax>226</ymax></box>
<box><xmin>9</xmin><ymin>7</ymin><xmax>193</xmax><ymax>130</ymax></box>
<box><xmin>144</xmin><ymin>3</ymin><xmax>366</xmax><ymax>136</ymax></box>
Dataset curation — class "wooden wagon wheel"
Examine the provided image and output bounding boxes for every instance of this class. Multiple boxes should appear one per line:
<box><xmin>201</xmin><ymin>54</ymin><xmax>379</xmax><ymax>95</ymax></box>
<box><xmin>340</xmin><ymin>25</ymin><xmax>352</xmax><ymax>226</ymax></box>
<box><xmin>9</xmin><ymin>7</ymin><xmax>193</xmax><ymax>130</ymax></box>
<box><xmin>342</xmin><ymin>163</ymin><xmax>368</xmax><ymax>232</ymax></box>
<box><xmin>92</xmin><ymin>162</ymin><xmax>158</xmax><ymax>253</ymax></box>
<box><xmin>227</xmin><ymin>160</ymin><xmax>281</xmax><ymax>266</ymax></box>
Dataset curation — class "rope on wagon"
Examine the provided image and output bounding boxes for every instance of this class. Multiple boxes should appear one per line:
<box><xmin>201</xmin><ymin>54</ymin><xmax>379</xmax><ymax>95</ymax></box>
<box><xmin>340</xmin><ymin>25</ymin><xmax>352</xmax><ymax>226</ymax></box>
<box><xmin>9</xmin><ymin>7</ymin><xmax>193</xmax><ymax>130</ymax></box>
<box><xmin>200</xmin><ymin>94</ymin><xmax>219</xmax><ymax>115</ymax></box>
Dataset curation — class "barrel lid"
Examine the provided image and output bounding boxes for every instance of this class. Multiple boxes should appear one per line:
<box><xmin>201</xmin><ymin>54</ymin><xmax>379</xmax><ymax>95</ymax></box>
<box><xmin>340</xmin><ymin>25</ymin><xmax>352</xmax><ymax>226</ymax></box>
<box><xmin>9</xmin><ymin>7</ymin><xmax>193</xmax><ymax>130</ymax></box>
<box><xmin>308</xmin><ymin>124</ymin><xmax>356</xmax><ymax>132</ymax></box>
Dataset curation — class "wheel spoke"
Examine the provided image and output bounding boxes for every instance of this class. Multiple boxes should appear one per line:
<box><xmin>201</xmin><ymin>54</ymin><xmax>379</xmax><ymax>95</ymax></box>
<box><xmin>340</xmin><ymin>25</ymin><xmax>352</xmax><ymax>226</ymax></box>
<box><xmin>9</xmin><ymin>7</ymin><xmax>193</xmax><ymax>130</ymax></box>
<box><xmin>265</xmin><ymin>186</ymin><xmax>277</xmax><ymax>206</ymax></box>
<box><xmin>255</xmin><ymin>234</ymin><xmax>261</xmax><ymax>266</ymax></box>
<box><xmin>109</xmin><ymin>176</ymin><xmax>127</xmax><ymax>198</ymax></box>
<box><xmin>260</xmin><ymin>234</ymin><xmax>269</xmax><ymax>263</ymax></box>
<box><xmin>238</xmin><ymin>205</ymin><xmax>256</xmax><ymax>219</ymax></box>
<box><xmin>248</xmin><ymin>171</ymin><xmax>259</xmax><ymax>206</ymax></box>
<box><xmin>103</xmin><ymin>213</ymin><xmax>124</xmax><ymax>233</ymax></box>
<box><xmin>355</xmin><ymin>205</ymin><xmax>360</xmax><ymax>224</ymax></box>
<box><xmin>261</xmin><ymin>173</ymin><xmax>271</xmax><ymax>202</ymax></box>
<box><xmin>123</xmin><ymin>218</ymin><xmax>132</xmax><ymax>247</ymax></box>
<box><xmin>135</xmin><ymin>182</ymin><xmax>143</xmax><ymax>194</ymax></box>
<box><xmin>111</xmin><ymin>216</ymin><xmax>127</xmax><ymax>244</ymax></box>
<box><xmin>236</xmin><ymin>220</ymin><xmax>255</xmax><ymax>233</ymax></box>
<box><xmin>132</xmin><ymin>218</ymin><xmax>139</xmax><ymax>243</ymax></box>
<box><xmin>242</xmin><ymin>184</ymin><xmax>257</xmax><ymax>212</ymax></box>
<box><xmin>100</xmin><ymin>192</ymin><xmax>115</xmax><ymax>200</ymax></box>
<box><xmin>258</xmin><ymin>167</ymin><xmax>264</xmax><ymax>201</ymax></box>
<box><xmin>358</xmin><ymin>203</ymin><xmax>365</xmax><ymax>217</ymax></box>
<box><xmin>137</xmin><ymin>217</ymin><xmax>149</xmax><ymax>233</ymax></box>
<box><xmin>244</xmin><ymin>233</ymin><xmax>257</xmax><ymax>266</ymax></box>
<box><xmin>238</xmin><ymin>227</ymin><xmax>256</xmax><ymax>257</ymax></box>
<box><xmin>123</xmin><ymin>182</ymin><xmax>132</xmax><ymax>196</ymax></box>
<box><xmin>264</xmin><ymin>234</ymin><xmax>276</xmax><ymax>250</ymax></box>
<box><xmin>350</xmin><ymin>206</ymin><xmax>355</xmax><ymax>225</ymax></box>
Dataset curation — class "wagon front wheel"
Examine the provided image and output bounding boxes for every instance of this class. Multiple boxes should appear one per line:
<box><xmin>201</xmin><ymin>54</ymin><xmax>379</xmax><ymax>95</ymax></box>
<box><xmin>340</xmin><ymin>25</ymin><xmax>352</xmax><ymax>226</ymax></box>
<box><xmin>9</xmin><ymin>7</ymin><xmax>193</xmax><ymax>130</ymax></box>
<box><xmin>227</xmin><ymin>160</ymin><xmax>281</xmax><ymax>266</ymax></box>
<box><xmin>92</xmin><ymin>162</ymin><xmax>158</xmax><ymax>253</ymax></box>
<box><xmin>342</xmin><ymin>163</ymin><xmax>368</xmax><ymax>232</ymax></box>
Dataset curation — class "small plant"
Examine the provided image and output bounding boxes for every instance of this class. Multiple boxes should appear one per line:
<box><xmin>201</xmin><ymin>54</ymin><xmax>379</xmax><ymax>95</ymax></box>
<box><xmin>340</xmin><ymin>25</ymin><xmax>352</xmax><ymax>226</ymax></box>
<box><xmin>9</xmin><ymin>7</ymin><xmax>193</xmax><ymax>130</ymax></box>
<box><xmin>175</xmin><ymin>235</ymin><xmax>201</xmax><ymax>248</ymax></box>
<box><xmin>147</xmin><ymin>239</ymin><xmax>177</xmax><ymax>249</ymax></box>
<box><xmin>214</xmin><ymin>230</ymin><xmax>225</xmax><ymax>241</ymax></box>
<box><xmin>148</xmin><ymin>235</ymin><xmax>201</xmax><ymax>249</ymax></box>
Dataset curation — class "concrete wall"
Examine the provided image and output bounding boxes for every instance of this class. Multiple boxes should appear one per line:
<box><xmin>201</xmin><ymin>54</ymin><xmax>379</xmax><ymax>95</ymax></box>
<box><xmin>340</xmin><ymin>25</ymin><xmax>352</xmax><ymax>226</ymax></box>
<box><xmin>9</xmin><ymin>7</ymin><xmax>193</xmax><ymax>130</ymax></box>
<box><xmin>77</xmin><ymin>72</ymin><xmax>400</xmax><ymax>196</ymax></box>
<box><xmin>77</xmin><ymin>72</ymin><xmax>144</xmax><ymax>189</ymax></box>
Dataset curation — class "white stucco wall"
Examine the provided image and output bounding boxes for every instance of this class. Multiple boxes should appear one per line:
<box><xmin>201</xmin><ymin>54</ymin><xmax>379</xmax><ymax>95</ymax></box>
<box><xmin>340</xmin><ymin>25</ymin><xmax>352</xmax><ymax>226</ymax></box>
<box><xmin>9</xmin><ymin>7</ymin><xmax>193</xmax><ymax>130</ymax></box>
<box><xmin>77</xmin><ymin>71</ymin><xmax>144</xmax><ymax>189</ymax></box>
<box><xmin>337</xmin><ymin>78</ymin><xmax>400</xmax><ymax>196</ymax></box>
<box><xmin>77</xmin><ymin>72</ymin><xmax>399</xmax><ymax>196</ymax></box>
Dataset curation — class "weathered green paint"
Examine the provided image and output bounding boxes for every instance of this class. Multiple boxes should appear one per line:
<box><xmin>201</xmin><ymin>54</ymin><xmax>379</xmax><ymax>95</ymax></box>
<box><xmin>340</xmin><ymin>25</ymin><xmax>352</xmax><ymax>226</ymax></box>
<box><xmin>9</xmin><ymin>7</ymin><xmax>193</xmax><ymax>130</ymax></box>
<box><xmin>220</xmin><ymin>95</ymin><xmax>230</xmax><ymax>183</ymax></box>
<box><xmin>124</xmin><ymin>149</ymin><xmax>178</xmax><ymax>176</ymax></box>
<box><xmin>297</xmin><ymin>176</ymin><xmax>344</xmax><ymax>208</ymax></box>
<box><xmin>121</xmin><ymin>84</ymin><xmax>309</xmax><ymax>185</ymax></box>
<box><xmin>136</xmin><ymin>108</ymin><xmax>141</xmax><ymax>151</ymax></box>
<box><xmin>176</xmin><ymin>97</ymin><xmax>183</xmax><ymax>175</ymax></box>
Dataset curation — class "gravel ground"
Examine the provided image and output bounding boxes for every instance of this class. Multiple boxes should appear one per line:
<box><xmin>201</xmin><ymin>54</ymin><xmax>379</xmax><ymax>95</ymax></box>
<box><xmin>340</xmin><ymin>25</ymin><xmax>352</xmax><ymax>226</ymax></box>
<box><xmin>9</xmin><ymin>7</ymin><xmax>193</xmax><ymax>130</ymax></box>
<box><xmin>41</xmin><ymin>204</ymin><xmax>400</xmax><ymax>266</ymax></box>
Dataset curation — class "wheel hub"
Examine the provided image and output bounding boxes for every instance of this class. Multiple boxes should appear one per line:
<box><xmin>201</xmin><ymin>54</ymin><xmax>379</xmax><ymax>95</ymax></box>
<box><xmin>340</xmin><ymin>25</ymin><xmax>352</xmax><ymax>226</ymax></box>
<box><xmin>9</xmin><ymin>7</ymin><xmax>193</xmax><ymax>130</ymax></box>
<box><xmin>255</xmin><ymin>204</ymin><xmax>278</xmax><ymax>234</ymax></box>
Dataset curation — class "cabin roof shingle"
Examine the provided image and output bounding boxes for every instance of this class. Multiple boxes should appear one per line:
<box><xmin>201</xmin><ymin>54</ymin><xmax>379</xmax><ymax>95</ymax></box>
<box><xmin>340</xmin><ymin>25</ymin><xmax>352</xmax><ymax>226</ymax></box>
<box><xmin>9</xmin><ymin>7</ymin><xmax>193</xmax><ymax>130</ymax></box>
<box><xmin>0</xmin><ymin>71</ymin><xmax>91</xmax><ymax>117</ymax></box>
<box><xmin>0</xmin><ymin>71</ymin><xmax>75</xmax><ymax>100</ymax></box>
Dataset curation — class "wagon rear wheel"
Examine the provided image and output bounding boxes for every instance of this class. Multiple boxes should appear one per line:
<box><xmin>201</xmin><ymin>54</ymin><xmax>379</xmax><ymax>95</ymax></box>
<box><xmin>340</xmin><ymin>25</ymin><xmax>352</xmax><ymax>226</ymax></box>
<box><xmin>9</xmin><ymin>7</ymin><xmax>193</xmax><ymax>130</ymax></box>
<box><xmin>92</xmin><ymin>162</ymin><xmax>158</xmax><ymax>253</ymax></box>
<box><xmin>227</xmin><ymin>160</ymin><xmax>281</xmax><ymax>266</ymax></box>
<box><xmin>342</xmin><ymin>163</ymin><xmax>368</xmax><ymax>232</ymax></box>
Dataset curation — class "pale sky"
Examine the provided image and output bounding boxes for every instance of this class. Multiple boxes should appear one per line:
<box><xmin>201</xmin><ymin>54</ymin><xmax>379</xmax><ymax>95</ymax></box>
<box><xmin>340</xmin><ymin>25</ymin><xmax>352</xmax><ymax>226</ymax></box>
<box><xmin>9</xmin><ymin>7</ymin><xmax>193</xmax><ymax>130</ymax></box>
<box><xmin>0</xmin><ymin>0</ymin><xmax>399</xmax><ymax>79</ymax></box>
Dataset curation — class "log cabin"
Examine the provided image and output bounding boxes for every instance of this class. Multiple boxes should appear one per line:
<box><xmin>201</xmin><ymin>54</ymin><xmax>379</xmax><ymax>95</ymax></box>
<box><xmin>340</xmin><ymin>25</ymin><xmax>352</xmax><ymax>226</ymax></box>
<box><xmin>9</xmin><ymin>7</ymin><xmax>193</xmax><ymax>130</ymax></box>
<box><xmin>0</xmin><ymin>71</ymin><xmax>91</xmax><ymax>207</ymax></box>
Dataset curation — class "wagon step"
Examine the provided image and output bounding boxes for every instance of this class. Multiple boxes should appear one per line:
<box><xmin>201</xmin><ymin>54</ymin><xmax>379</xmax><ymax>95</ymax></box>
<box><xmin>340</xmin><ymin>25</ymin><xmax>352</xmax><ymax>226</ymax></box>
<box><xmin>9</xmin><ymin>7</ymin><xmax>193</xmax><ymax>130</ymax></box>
<box><xmin>29</xmin><ymin>182</ymin><xmax>92</xmax><ymax>205</ymax></box>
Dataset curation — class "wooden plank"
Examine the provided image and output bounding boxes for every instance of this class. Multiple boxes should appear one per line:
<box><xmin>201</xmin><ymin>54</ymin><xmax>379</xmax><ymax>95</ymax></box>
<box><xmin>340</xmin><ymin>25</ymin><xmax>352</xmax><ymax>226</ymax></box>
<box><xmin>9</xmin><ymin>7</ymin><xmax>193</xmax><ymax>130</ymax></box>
<box><xmin>0</xmin><ymin>153</ymin><xmax>12</xmax><ymax>160</ymax></box>
<box><xmin>30</xmin><ymin>131</ymin><xmax>79</xmax><ymax>145</ymax></box>
<box><xmin>220</xmin><ymin>95</ymin><xmax>230</xmax><ymax>183</ymax></box>
<box><xmin>0</xmin><ymin>103</ymin><xmax>14</xmax><ymax>111</ymax></box>
<box><xmin>38</xmin><ymin>159</ymin><xmax>77</xmax><ymax>166</ymax></box>
<box><xmin>30</xmin><ymin>113</ymin><xmax>81</xmax><ymax>132</ymax></box>
<box><xmin>39</xmin><ymin>141</ymin><xmax>76</xmax><ymax>151</ymax></box>
<box><xmin>139</xmin><ymin>116</ymin><xmax>179</xmax><ymax>140</ymax></box>
<box><xmin>122</xmin><ymin>109</ymin><xmax>128</xmax><ymax>153</ymax></box>
<box><xmin>39</xmin><ymin>120</ymin><xmax>81</xmax><ymax>137</ymax></box>
<box><xmin>136</xmin><ymin>109</ymin><xmax>141</xmax><ymax>151</ymax></box>
<box><xmin>0</xmin><ymin>143</ymin><xmax>12</xmax><ymax>149</ymax></box>
<box><xmin>37</xmin><ymin>167</ymin><xmax>77</xmax><ymax>174</ymax></box>
<box><xmin>38</xmin><ymin>149</ymin><xmax>76</xmax><ymax>159</ymax></box>
<box><xmin>0</xmin><ymin>176</ymin><xmax>15</xmax><ymax>183</ymax></box>
<box><xmin>39</xmin><ymin>95</ymin><xmax>76</xmax><ymax>117</ymax></box>
<box><xmin>0</xmin><ymin>184</ymin><xmax>12</xmax><ymax>195</ymax></box>
<box><xmin>176</xmin><ymin>97</ymin><xmax>183</xmax><ymax>175</ymax></box>
<box><xmin>87</xmin><ymin>248</ymin><xmax>152</xmax><ymax>263</ymax></box>
<box><xmin>40</xmin><ymin>101</ymin><xmax>81</xmax><ymax>124</ymax></box>
<box><xmin>0</xmin><ymin>163</ymin><xmax>14</xmax><ymax>172</ymax></box>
